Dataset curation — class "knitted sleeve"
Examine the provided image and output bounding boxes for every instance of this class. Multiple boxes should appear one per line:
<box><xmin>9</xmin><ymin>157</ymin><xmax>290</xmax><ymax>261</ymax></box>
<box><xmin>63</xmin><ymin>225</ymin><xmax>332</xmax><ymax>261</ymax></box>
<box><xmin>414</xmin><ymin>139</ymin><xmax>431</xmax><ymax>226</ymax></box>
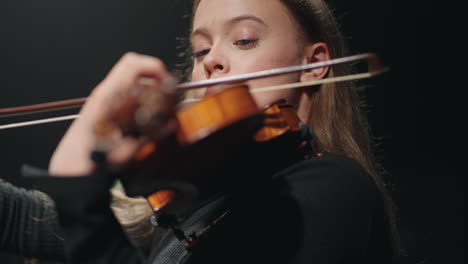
<box><xmin>0</xmin><ymin>178</ymin><xmax>65</xmax><ymax>261</ymax></box>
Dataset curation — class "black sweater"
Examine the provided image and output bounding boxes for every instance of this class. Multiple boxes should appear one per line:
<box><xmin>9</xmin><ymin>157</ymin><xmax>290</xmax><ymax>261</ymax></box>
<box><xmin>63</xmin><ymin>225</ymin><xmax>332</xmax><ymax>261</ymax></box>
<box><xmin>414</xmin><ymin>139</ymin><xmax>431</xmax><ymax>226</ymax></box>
<box><xmin>13</xmin><ymin>152</ymin><xmax>392</xmax><ymax>264</ymax></box>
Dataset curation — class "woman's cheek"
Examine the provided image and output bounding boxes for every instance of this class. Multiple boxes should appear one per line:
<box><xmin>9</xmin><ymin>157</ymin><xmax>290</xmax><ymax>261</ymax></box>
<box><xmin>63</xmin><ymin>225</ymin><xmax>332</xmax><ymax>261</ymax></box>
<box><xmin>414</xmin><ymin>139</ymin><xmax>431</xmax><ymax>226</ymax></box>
<box><xmin>190</xmin><ymin>64</ymin><xmax>204</xmax><ymax>82</ymax></box>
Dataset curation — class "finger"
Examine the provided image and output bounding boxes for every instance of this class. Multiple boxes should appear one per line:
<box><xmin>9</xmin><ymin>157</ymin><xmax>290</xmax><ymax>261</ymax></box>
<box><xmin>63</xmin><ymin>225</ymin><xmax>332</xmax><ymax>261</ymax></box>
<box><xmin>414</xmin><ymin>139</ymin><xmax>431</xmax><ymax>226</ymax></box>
<box><xmin>104</xmin><ymin>135</ymin><xmax>145</xmax><ymax>165</ymax></box>
<box><xmin>110</xmin><ymin>52</ymin><xmax>171</xmax><ymax>85</ymax></box>
<box><xmin>91</xmin><ymin>52</ymin><xmax>173</xmax><ymax>106</ymax></box>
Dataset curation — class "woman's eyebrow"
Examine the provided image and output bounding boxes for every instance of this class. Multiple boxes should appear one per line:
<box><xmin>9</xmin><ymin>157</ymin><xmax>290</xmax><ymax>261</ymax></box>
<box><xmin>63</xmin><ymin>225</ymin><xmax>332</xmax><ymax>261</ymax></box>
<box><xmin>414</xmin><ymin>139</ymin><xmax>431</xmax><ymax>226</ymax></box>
<box><xmin>225</xmin><ymin>14</ymin><xmax>267</xmax><ymax>28</ymax></box>
<box><xmin>191</xmin><ymin>28</ymin><xmax>210</xmax><ymax>42</ymax></box>
<box><xmin>191</xmin><ymin>14</ymin><xmax>267</xmax><ymax>41</ymax></box>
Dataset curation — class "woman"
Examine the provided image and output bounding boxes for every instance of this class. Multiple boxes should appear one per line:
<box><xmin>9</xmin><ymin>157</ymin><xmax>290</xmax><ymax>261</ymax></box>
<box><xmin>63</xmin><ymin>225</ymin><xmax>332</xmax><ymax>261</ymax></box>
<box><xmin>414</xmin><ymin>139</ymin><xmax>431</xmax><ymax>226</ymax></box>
<box><xmin>24</xmin><ymin>0</ymin><xmax>399</xmax><ymax>263</ymax></box>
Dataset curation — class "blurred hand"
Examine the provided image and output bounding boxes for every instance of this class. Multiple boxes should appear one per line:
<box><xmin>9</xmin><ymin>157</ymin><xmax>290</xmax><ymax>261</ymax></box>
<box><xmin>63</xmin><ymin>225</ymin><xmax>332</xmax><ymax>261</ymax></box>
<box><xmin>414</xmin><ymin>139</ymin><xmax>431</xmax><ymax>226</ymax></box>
<box><xmin>49</xmin><ymin>52</ymin><xmax>173</xmax><ymax>177</ymax></box>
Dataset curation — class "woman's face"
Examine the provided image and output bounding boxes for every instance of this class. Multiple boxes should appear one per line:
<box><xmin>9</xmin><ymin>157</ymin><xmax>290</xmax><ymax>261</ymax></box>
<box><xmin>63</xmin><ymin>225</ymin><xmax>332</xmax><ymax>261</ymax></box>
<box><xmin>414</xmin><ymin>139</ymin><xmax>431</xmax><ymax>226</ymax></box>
<box><xmin>190</xmin><ymin>0</ymin><xmax>308</xmax><ymax>107</ymax></box>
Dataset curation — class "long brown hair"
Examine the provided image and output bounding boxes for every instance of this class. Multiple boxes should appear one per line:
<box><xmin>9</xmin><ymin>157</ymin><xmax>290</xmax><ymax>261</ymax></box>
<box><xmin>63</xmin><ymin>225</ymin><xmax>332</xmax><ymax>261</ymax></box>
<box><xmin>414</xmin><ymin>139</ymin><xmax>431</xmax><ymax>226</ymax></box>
<box><xmin>181</xmin><ymin>0</ymin><xmax>400</xmax><ymax>257</ymax></box>
<box><xmin>279</xmin><ymin>0</ymin><xmax>400</xmax><ymax>257</ymax></box>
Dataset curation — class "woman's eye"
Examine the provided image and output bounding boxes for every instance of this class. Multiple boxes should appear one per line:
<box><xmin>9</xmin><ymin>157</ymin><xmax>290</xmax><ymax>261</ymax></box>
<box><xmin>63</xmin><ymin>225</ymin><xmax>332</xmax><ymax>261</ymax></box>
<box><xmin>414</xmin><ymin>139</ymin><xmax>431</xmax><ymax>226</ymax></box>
<box><xmin>193</xmin><ymin>49</ymin><xmax>210</xmax><ymax>59</ymax></box>
<box><xmin>233</xmin><ymin>39</ymin><xmax>258</xmax><ymax>49</ymax></box>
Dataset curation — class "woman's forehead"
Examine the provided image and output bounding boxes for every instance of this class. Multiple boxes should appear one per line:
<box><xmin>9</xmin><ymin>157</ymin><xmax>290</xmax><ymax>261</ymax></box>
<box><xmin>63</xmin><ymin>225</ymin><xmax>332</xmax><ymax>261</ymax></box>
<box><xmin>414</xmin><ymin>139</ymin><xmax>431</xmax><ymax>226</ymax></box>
<box><xmin>193</xmin><ymin>0</ymin><xmax>292</xmax><ymax>29</ymax></box>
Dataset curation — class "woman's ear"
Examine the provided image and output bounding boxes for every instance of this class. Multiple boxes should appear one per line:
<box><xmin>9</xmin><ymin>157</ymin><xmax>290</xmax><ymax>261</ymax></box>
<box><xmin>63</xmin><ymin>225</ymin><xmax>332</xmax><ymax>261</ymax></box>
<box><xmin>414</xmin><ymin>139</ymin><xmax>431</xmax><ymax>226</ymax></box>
<box><xmin>300</xmin><ymin>42</ymin><xmax>330</xmax><ymax>82</ymax></box>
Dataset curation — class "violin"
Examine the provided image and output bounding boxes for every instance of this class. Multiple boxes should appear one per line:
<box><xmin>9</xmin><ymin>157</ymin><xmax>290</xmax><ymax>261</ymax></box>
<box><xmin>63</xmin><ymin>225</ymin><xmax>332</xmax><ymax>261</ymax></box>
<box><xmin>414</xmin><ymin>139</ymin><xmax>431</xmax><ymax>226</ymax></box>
<box><xmin>0</xmin><ymin>52</ymin><xmax>388</xmax><ymax>225</ymax></box>
<box><xmin>104</xmin><ymin>83</ymin><xmax>315</xmax><ymax>220</ymax></box>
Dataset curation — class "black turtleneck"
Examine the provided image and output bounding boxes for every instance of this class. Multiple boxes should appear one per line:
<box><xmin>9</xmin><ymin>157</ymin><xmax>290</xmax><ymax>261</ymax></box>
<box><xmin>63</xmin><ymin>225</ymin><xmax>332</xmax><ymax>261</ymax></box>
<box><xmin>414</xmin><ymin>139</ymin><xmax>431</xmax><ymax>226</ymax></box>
<box><xmin>15</xmin><ymin>152</ymin><xmax>393</xmax><ymax>264</ymax></box>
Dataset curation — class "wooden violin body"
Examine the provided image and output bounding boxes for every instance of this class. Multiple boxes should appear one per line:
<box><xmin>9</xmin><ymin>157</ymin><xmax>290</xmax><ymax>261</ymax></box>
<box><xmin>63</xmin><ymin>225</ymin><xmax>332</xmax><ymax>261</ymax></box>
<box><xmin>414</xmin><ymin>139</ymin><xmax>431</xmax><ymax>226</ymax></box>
<box><xmin>102</xmin><ymin>84</ymin><xmax>314</xmax><ymax>218</ymax></box>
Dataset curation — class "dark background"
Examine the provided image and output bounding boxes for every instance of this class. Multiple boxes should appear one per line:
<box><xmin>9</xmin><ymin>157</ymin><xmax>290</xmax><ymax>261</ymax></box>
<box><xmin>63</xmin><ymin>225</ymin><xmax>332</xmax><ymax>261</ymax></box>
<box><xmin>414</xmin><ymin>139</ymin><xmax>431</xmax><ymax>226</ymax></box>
<box><xmin>0</xmin><ymin>0</ymin><xmax>462</xmax><ymax>263</ymax></box>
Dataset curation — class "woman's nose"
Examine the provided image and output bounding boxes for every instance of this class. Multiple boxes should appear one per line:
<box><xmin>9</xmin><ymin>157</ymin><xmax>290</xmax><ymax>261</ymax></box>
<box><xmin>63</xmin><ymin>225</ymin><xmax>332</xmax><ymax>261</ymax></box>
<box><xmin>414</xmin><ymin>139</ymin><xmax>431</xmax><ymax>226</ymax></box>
<box><xmin>203</xmin><ymin>48</ymin><xmax>230</xmax><ymax>79</ymax></box>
